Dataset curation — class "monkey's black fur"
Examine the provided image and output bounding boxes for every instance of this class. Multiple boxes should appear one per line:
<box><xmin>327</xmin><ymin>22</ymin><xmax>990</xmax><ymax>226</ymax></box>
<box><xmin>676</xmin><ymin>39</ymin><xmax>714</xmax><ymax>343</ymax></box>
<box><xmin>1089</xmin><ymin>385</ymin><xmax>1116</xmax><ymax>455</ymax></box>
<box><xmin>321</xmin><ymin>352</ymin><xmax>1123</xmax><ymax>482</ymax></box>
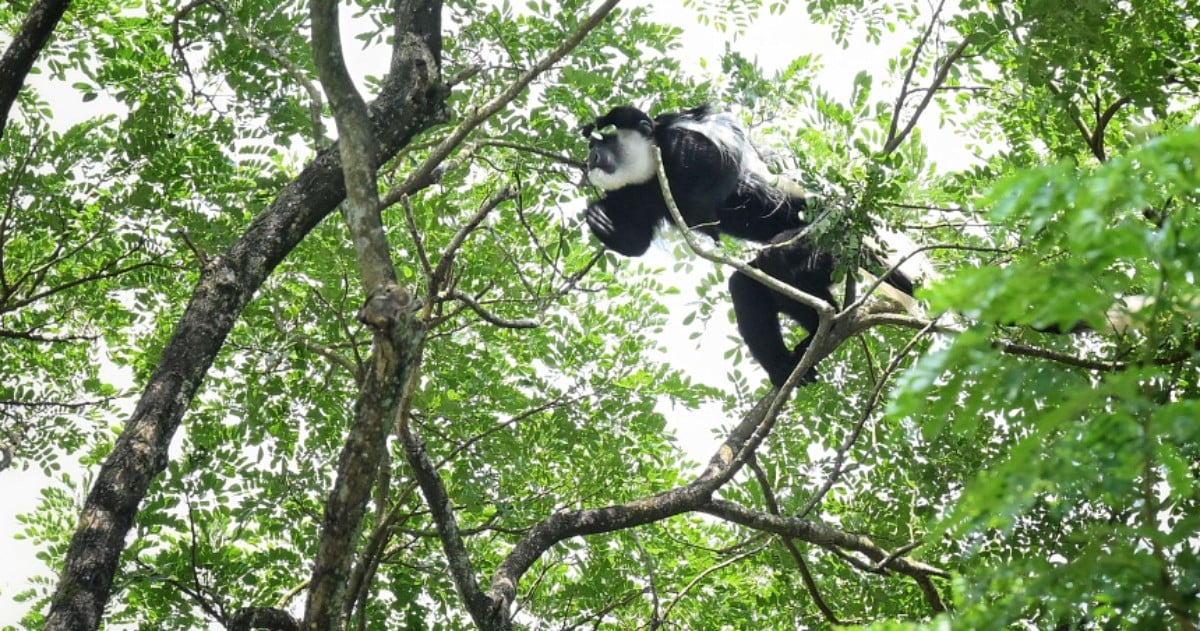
<box><xmin>583</xmin><ymin>105</ymin><xmax>804</xmax><ymax>255</ymax></box>
<box><xmin>582</xmin><ymin>105</ymin><xmax>920</xmax><ymax>387</ymax></box>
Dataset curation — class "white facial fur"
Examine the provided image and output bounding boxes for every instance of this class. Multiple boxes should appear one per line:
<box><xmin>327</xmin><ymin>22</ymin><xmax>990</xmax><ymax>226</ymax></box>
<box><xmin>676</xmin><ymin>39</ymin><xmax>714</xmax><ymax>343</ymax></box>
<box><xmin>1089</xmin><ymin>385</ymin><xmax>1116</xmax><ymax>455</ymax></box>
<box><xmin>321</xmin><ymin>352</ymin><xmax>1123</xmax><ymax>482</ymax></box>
<box><xmin>587</xmin><ymin>129</ymin><xmax>655</xmax><ymax>191</ymax></box>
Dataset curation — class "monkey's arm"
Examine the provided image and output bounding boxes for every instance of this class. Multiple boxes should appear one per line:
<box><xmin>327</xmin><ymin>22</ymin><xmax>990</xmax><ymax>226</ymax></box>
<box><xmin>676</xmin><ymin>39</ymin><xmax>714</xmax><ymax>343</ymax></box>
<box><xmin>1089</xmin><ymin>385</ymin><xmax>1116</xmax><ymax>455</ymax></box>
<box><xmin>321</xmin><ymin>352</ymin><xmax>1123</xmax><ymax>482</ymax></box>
<box><xmin>585</xmin><ymin>184</ymin><xmax>665</xmax><ymax>257</ymax></box>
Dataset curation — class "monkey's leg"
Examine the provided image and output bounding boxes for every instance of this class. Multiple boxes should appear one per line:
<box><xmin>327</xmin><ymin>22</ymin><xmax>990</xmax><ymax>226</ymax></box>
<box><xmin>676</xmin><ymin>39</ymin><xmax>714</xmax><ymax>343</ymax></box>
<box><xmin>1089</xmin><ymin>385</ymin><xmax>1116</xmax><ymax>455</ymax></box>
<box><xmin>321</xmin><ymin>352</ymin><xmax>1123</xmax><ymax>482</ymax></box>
<box><xmin>730</xmin><ymin>270</ymin><xmax>816</xmax><ymax>387</ymax></box>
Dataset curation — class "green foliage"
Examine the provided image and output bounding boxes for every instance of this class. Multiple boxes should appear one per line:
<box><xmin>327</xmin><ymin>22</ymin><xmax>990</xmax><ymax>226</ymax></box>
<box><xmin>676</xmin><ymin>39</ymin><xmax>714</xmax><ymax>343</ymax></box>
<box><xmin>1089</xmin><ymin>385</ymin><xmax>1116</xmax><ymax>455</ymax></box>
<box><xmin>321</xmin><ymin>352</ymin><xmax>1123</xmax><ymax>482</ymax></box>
<box><xmin>3</xmin><ymin>0</ymin><xmax>1199</xmax><ymax>628</ymax></box>
<box><xmin>890</xmin><ymin>127</ymin><xmax>1200</xmax><ymax>629</ymax></box>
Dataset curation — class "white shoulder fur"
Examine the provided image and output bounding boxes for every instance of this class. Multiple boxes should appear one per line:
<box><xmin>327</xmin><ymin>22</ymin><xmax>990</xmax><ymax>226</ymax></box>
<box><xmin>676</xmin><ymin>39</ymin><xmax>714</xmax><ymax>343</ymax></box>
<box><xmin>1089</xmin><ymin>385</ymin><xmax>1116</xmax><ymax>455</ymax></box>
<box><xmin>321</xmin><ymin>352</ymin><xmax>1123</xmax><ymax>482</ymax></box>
<box><xmin>671</xmin><ymin>111</ymin><xmax>772</xmax><ymax>180</ymax></box>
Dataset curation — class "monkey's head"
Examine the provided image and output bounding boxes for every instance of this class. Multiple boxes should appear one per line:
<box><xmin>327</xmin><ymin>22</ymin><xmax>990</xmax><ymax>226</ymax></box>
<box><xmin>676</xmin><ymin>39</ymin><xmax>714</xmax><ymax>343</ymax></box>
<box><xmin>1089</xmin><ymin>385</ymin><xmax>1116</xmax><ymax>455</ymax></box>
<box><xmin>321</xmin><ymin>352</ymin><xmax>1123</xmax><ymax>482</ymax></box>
<box><xmin>581</xmin><ymin>106</ymin><xmax>656</xmax><ymax>191</ymax></box>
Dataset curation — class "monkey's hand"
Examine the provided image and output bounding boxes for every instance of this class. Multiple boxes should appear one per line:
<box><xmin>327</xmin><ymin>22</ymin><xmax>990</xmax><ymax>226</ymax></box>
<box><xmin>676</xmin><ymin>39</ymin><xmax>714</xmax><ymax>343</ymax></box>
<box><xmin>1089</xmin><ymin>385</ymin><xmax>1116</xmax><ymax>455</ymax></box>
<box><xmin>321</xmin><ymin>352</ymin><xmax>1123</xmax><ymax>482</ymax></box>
<box><xmin>585</xmin><ymin>202</ymin><xmax>615</xmax><ymax>237</ymax></box>
<box><xmin>584</xmin><ymin>200</ymin><xmax>653</xmax><ymax>257</ymax></box>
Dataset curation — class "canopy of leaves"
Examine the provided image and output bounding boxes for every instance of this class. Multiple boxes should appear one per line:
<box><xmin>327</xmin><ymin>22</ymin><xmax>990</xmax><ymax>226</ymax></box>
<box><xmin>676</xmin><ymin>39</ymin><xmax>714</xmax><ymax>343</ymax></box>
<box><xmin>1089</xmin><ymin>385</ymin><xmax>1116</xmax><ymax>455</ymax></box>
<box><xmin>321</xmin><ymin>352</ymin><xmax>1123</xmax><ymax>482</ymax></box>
<box><xmin>1</xmin><ymin>0</ymin><xmax>1198</xmax><ymax>628</ymax></box>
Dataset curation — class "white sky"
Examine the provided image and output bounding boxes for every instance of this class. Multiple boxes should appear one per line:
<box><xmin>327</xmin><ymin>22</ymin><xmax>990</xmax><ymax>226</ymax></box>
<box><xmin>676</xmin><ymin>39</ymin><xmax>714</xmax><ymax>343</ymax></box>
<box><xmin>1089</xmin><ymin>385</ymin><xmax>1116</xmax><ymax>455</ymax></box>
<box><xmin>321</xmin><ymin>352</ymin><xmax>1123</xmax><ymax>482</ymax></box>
<box><xmin>0</xmin><ymin>0</ymin><xmax>970</xmax><ymax>624</ymax></box>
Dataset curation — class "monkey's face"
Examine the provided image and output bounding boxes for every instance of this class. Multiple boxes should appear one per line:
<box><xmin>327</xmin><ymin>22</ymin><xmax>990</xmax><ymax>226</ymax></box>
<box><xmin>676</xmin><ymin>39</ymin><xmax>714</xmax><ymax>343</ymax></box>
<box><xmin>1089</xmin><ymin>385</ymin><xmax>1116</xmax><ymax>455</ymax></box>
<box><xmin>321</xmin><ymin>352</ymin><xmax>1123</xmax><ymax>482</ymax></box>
<box><xmin>582</xmin><ymin>109</ymin><xmax>655</xmax><ymax>191</ymax></box>
<box><xmin>585</xmin><ymin>130</ymin><xmax>654</xmax><ymax>191</ymax></box>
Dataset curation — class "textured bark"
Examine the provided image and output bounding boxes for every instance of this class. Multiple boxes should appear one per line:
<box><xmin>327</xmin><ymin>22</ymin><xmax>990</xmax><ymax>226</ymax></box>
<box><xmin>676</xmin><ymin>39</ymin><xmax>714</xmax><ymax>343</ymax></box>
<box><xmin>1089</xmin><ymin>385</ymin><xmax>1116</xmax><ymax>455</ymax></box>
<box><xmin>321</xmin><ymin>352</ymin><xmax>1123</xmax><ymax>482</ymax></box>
<box><xmin>298</xmin><ymin>0</ymin><xmax>439</xmax><ymax>625</ymax></box>
<box><xmin>303</xmin><ymin>308</ymin><xmax>424</xmax><ymax>630</ymax></box>
<box><xmin>0</xmin><ymin>0</ymin><xmax>70</xmax><ymax>139</ymax></box>
<box><xmin>482</xmin><ymin>392</ymin><xmax>781</xmax><ymax>628</ymax></box>
<box><xmin>42</xmin><ymin>2</ymin><xmax>447</xmax><ymax>627</ymax></box>
<box><xmin>228</xmin><ymin>607</ymin><xmax>301</xmax><ymax>631</ymax></box>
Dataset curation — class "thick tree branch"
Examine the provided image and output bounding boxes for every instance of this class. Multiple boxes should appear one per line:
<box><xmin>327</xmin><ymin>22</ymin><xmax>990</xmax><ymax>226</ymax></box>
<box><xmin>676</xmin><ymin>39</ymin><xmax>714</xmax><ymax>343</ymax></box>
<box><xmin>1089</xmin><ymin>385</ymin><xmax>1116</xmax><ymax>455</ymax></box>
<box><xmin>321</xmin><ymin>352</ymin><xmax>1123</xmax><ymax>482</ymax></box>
<box><xmin>301</xmin><ymin>0</ymin><xmax>433</xmax><ymax>626</ymax></box>
<box><xmin>701</xmin><ymin>499</ymin><xmax>949</xmax><ymax>580</ymax></box>
<box><xmin>485</xmin><ymin>391</ymin><xmax>783</xmax><ymax>628</ymax></box>
<box><xmin>309</xmin><ymin>0</ymin><xmax>390</xmax><ymax>292</ymax></box>
<box><xmin>396</xmin><ymin>420</ymin><xmax>494</xmax><ymax>628</ymax></box>
<box><xmin>0</xmin><ymin>0</ymin><xmax>70</xmax><ymax>139</ymax></box>
<box><xmin>228</xmin><ymin>607</ymin><xmax>301</xmax><ymax>631</ymax></box>
<box><xmin>43</xmin><ymin>3</ymin><xmax>448</xmax><ymax>628</ymax></box>
<box><xmin>305</xmin><ymin>287</ymin><xmax>425</xmax><ymax>630</ymax></box>
<box><xmin>1089</xmin><ymin>95</ymin><xmax>1132</xmax><ymax>161</ymax></box>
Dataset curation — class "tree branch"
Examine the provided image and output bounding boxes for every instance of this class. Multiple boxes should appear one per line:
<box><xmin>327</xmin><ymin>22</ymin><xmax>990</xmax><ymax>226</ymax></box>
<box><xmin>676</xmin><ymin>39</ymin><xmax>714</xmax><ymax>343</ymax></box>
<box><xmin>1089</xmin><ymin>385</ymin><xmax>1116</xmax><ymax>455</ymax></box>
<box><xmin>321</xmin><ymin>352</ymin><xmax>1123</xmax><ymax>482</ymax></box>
<box><xmin>701</xmin><ymin>499</ymin><xmax>949</xmax><ymax>580</ymax></box>
<box><xmin>799</xmin><ymin>318</ymin><xmax>939</xmax><ymax>520</ymax></box>
<box><xmin>386</xmin><ymin>0</ymin><xmax>622</xmax><ymax>203</ymax></box>
<box><xmin>202</xmin><ymin>0</ymin><xmax>328</xmax><ymax>145</ymax></box>
<box><xmin>859</xmin><ymin>312</ymin><xmax>1137</xmax><ymax>372</ymax></box>
<box><xmin>485</xmin><ymin>391</ymin><xmax>786</xmax><ymax>628</ymax></box>
<box><xmin>0</xmin><ymin>0</ymin><xmax>71</xmax><ymax>139</ymax></box>
<box><xmin>309</xmin><ymin>0</ymin><xmax>389</xmax><ymax>292</ymax></box>
<box><xmin>885</xmin><ymin>0</ymin><xmax>945</xmax><ymax>151</ymax></box>
<box><xmin>883</xmin><ymin>36</ymin><xmax>971</xmax><ymax>155</ymax></box>
<box><xmin>748</xmin><ymin>458</ymin><xmax>841</xmax><ymax>624</ymax></box>
<box><xmin>43</xmin><ymin>3</ymin><xmax>448</xmax><ymax>627</ymax></box>
<box><xmin>302</xmin><ymin>0</ymin><xmax>435</xmax><ymax>624</ymax></box>
<box><xmin>396</xmin><ymin>419</ymin><xmax>495</xmax><ymax>628</ymax></box>
<box><xmin>390</xmin><ymin>5</ymin><xmax>629</xmax><ymax>629</ymax></box>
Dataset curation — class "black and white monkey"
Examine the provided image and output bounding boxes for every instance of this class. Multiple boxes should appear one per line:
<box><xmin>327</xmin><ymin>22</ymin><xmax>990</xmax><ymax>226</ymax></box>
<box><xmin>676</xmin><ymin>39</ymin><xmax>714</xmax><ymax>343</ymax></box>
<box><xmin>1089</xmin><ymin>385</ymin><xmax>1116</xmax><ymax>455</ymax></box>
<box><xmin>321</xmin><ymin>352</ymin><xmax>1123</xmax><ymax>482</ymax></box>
<box><xmin>584</xmin><ymin>105</ymin><xmax>804</xmax><ymax>254</ymax></box>
<box><xmin>583</xmin><ymin>105</ymin><xmax>930</xmax><ymax>387</ymax></box>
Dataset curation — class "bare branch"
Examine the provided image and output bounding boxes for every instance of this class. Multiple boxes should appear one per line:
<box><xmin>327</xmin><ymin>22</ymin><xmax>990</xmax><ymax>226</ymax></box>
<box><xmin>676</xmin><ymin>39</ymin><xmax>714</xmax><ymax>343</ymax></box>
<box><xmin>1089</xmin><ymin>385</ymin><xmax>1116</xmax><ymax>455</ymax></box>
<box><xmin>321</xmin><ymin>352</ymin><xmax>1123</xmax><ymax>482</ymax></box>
<box><xmin>271</xmin><ymin>308</ymin><xmax>359</xmax><ymax>378</ymax></box>
<box><xmin>475</xmin><ymin>138</ymin><xmax>585</xmax><ymax>169</ymax></box>
<box><xmin>486</xmin><ymin>392</ymin><xmax>787</xmax><ymax>626</ymax></box>
<box><xmin>0</xmin><ymin>329</ymin><xmax>98</xmax><ymax>342</ymax></box>
<box><xmin>561</xmin><ymin>588</ymin><xmax>649</xmax><ymax>630</ymax></box>
<box><xmin>392</xmin><ymin>8</ymin><xmax>627</xmax><ymax>628</ymax></box>
<box><xmin>447</xmin><ymin>289</ymin><xmax>538</xmax><ymax>329</ymax></box>
<box><xmin>396</xmin><ymin>418</ymin><xmax>494</xmax><ymax>628</ymax></box>
<box><xmin>885</xmin><ymin>0</ymin><xmax>946</xmax><ymax>150</ymax></box>
<box><xmin>659</xmin><ymin>541</ymin><xmax>768</xmax><ymax>624</ymax></box>
<box><xmin>4</xmin><ymin>243</ymin><xmax>164</xmax><ymax>315</ymax></box>
<box><xmin>0</xmin><ymin>395</ymin><xmax>122</xmax><ymax>410</ymax></box>
<box><xmin>860</xmin><ymin>312</ymin><xmax>1137</xmax><ymax>372</ymax></box>
<box><xmin>748</xmin><ymin>458</ymin><xmax>841</xmax><ymax>624</ymax></box>
<box><xmin>883</xmin><ymin>37</ymin><xmax>971</xmax><ymax>155</ymax></box>
<box><xmin>800</xmin><ymin>319</ymin><xmax>939</xmax><ymax>520</ymax></box>
<box><xmin>433</xmin><ymin>187</ymin><xmax>518</xmax><ymax>290</ymax></box>
<box><xmin>402</xmin><ymin>195</ymin><xmax>435</xmax><ymax>282</ymax></box>
<box><xmin>1091</xmin><ymin>95</ymin><xmax>1132</xmax><ymax>161</ymax></box>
